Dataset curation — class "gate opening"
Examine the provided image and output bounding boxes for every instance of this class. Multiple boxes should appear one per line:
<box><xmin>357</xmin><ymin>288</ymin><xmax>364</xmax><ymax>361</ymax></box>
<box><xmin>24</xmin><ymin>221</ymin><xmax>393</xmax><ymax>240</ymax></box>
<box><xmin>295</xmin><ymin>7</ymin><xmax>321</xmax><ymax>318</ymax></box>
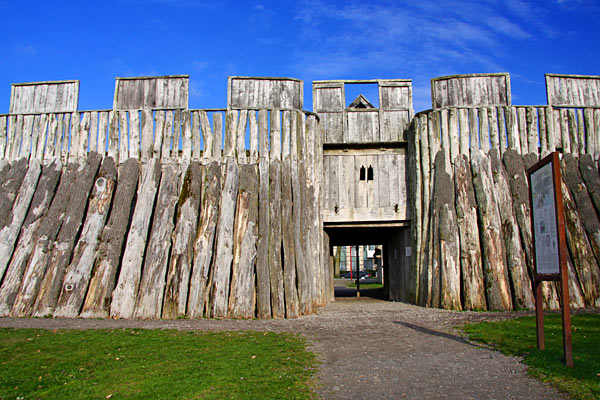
<box><xmin>325</xmin><ymin>225</ymin><xmax>411</xmax><ymax>301</ymax></box>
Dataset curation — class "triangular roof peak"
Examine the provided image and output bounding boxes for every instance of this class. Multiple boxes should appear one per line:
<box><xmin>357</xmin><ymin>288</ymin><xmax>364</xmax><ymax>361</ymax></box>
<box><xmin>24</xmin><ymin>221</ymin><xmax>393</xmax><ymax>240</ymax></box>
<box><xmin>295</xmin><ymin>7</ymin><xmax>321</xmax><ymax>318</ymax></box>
<box><xmin>348</xmin><ymin>94</ymin><xmax>375</xmax><ymax>109</ymax></box>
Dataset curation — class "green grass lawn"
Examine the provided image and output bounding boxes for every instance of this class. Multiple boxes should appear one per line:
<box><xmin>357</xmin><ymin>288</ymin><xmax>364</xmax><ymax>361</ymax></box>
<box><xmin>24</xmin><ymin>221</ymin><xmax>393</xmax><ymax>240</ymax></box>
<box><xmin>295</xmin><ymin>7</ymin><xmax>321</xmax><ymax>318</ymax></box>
<box><xmin>0</xmin><ymin>328</ymin><xmax>318</xmax><ymax>400</ymax></box>
<box><xmin>463</xmin><ymin>313</ymin><xmax>600</xmax><ymax>400</ymax></box>
<box><xmin>345</xmin><ymin>282</ymin><xmax>383</xmax><ymax>289</ymax></box>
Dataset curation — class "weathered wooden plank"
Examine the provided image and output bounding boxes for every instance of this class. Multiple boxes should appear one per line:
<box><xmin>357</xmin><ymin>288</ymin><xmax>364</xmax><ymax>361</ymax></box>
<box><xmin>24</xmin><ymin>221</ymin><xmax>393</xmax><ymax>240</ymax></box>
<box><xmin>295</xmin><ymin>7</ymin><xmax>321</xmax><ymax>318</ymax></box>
<box><xmin>80</xmin><ymin>158</ymin><xmax>139</xmax><ymax>318</ymax></box>
<box><xmin>502</xmin><ymin>150</ymin><xmax>560</xmax><ymax>309</ymax></box>
<box><xmin>223</xmin><ymin>110</ymin><xmax>238</xmax><ymax>159</ymax></box>
<box><xmin>559</xmin><ymin>108</ymin><xmax>570</xmax><ymax>152</ymax></box>
<box><xmin>489</xmin><ymin>107</ymin><xmax>499</xmax><ymax>153</ymax></box>
<box><xmin>198</xmin><ymin>111</ymin><xmax>212</xmax><ymax>163</ymax></box>
<box><xmin>31</xmin><ymin>154</ymin><xmax>101</xmax><ymax>317</ymax></box>
<box><xmin>78</xmin><ymin>112</ymin><xmax>90</xmax><ymax>160</ymax></box>
<box><xmin>490</xmin><ymin>150</ymin><xmax>534</xmax><ymax>309</ymax></box>
<box><xmin>0</xmin><ymin>160</ymin><xmax>61</xmax><ymax>316</ymax></box>
<box><xmin>418</xmin><ymin>114</ymin><xmax>433</xmax><ymax>307</ymax></box>
<box><xmin>577</xmin><ymin>109</ymin><xmax>585</xmax><ymax>154</ymax></box>
<box><xmin>89</xmin><ymin>111</ymin><xmax>99</xmax><ymax>153</ymax></box>
<box><xmin>498</xmin><ymin>107</ymin><xmax>508</xmax><ymax>154</ymax></box>
<box><xmin>187</xmin><ymin>162</ymin><xmax>220</xmax><ymax>319</ymax></box>
<box><xmin>110</xmin><ymin>158</ymin><xmax>161</xmax><ymax>319</ymax></box>
<box><xmin>35</xmin><ymin>114</ymin><xmax>49</xmax><ymax>161</ymax></box>
<box><xmin>182</xmin><ymin>110</ymin><xmax>192</xmax><ymax>161</ymax></box>
<box><xmin>128</xmin><ymin>110</ymin><xmax>140</xmax><ymax>160</ymax></box>
<box><xmin>117</xmin><ymin>111</ymin><xmax>128</xmax><ymax>162</ymax></box>
<box><xmin>0</xmin><ymin>160</ymin><xmax>42</xmax><ymax>283</ymax></box>
<box><xmin>236</xmin><ymin>110</ymin><xmax>248</xmax><ymax>164</ymax></box>
<box><xmin>468</xmin><ymin>108</ymin><xmax>479</xmax><ymax>150</ymax></box>
<box><xmin>256</xmin><ymin>109</ymin><xmax>271</xmax><ymax>319</ymax></box>
<box><xmin>107</xmin><ymin>111</ymin><xmax>119</xmax><ymax>161</ymax></box>
<box><xmin>478</xmin><ymin>108</ymin><xmax>490</xmax><ymax>153</ymax></box>
<box><xmin>140</xmin><ymin>109</ymin><xmax>153</xmax><ymax>162</ymax></box>
<box><xmin>10</xmin><ymin>162</ymin><xmax>77</xmax><ymax>316</ymax></box>
<box><xmin>0</xmin><ymin>158</ymin><xmax>28</xmax><ymax>229</ymax></box>
<box><xmin>458</xmin><ymin>108</ymin><xmax>469</xmax><ymax>157</ymax></box>
<box><xmin>212</xmin><ymin>112</ymin><xmax>223</xmax><ymax>163</ymax></box>
<box><xmin>567</xmin><ymin>109</ymin><xmax>579</xmax><ymax>154</ymax></box>
<box><xmin>134</xmin><ymin>163</ymin><xmax>180</xmax><ymax>319</ymax></box>
<box><xmin>506</xmin><ymin>107</ymin><xmax>519</xmax><ymax>151</ymax></box>
<box><xmin>97</xmin><ymin>112</ymin><xmax>108</xmax><ymax>157</ymax></box>
<box><xmin>561</xmin><ymin>177</ymin><xmax>600</xmax><ymax>306</ymax></box>
<box><xmin>5</xmin><ymin>115</ymin><xmax>16</xmax><ymax>161</ymax></box>
<box><xmin>191</xmin><ymin>111</ymin><xmax>201</xmax><ymax>161</ymax></box>
<box><xmin>516</xmin><ymin>107</ymin><xmax>527</xmax><ymax>155</ymax></box>
<box><xmin>470</xmin><ymin>149</ymin><xmax>513</xmax><ymax>310</ymax></box>
<box><xmin>248</xmin><ymin>111</ymin><xmax>258</xmax><ymax>164</ymax></box>
<box><xmin>162</xmin><ymin>110</ymin><xmax>173</xmax><ymax>162</ymax></box>
<box><xmin>171</xmin><ymin>110</ymin><xmax>182</xmax><ymax>159</ymax></box>
<box><xmin>44</xmin><ymin>115</ymin><xmax>58</xmax><ymax>162</ymax></box>
<box><xmin>440</xmin><ymin>110</ymin><xmax>450</xmax><ymax>153</ymax></box>
<box><xmin>538</xmin><ymin>108</ymin><xmax>548</xmax><ymax>156</ymax></box>
<box><xmin>448</xmin><ymin>108</ymin><xmax>459</xmax><ymax>161</ymax></box>
<box><xmin>228</xmin><ymin>164</ymin><xmax>259</xmax><ymax>318</ymax></box>
<box><xmin>153</xmin><ymin>111</ymin><xmax>165</xmax><ymax>159</ymax></box>
<box><xmin>453</xmin><ymin>155</ymin><xmax>486</xmax><ymax>310</ymax></box>
<box><xmin>594</xmin><ymin>109</ymin><xmax>600</xmax><ymax>159</ymax></box>
<box><xmin>206</xmin><ymin>158</ymin><xmax>239</xmax><ymax>318</ymax></box>
<box><xmin>53</xmin><ymin>158</ymin><xmax>117</xmax><ymax>318</ymax></box>
<box><xmin>162</xmin><ymin>161</ymin><xmax>202</xmax><ymax>319</ymax></box>
<box><xmin>20</xmin><ymin>115</ymin><xmax>34</xmax><ymax>160</ymax></box>
<box><xmin>367</xmin><ymin>154</ymin><xmax>379</xmax><ymax>208</ymax></box>
<box><xmin>525</xmin><ymin>107</ymin><xmax>538</xmax><ymax>155</ymax></box>
<box><xmin>584</xmin><ymin>108</ymin><xmax>595</xmax><ymax>156</ymax></box>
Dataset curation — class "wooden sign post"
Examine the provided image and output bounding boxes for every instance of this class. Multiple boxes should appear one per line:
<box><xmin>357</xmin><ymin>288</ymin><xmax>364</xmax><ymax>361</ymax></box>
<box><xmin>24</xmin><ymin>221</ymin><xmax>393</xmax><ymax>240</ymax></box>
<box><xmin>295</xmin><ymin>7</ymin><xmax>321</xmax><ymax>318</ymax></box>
<box><xmin>527</xmin><ymin>152</ymin><xmax>573</xmax><ymax>368</ymax></box>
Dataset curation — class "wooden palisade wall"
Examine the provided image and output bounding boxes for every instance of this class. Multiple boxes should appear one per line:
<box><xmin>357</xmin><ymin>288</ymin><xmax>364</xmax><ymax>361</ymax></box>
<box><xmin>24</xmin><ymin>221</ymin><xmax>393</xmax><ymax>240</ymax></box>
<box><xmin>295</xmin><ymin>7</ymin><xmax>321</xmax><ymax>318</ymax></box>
<box><xmin>0</xmin><ymin>76</ymin><xmax>327</xmax><ymax>319</ymax></box>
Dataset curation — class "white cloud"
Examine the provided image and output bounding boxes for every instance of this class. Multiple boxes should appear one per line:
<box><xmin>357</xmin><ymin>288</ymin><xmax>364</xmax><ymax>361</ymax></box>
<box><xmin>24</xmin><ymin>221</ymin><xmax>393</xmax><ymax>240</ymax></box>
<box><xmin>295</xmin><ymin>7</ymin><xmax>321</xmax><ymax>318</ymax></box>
<box><xmin>16</xmin><ymin>44</ymin><xmax>37</xmax><ymax>56</ymax></box>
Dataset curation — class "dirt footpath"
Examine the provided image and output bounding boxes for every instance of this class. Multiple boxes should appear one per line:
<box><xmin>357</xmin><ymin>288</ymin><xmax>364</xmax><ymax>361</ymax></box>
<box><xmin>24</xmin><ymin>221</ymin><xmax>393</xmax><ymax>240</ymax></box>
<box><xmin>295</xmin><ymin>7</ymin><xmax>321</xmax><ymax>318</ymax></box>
<box><xmin>0</xmin><ymin>296</ymin><xmax>569</xmax><ymax>400</ymax></box>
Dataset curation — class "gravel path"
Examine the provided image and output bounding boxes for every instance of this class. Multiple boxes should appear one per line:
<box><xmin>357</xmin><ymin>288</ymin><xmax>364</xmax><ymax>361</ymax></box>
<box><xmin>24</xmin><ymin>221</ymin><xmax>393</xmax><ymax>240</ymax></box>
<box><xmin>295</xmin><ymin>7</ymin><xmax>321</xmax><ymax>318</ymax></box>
<box><xmin>0</xmin><ymin>293</ymin><xmax>571</xmax><ymax>400</ymax></box>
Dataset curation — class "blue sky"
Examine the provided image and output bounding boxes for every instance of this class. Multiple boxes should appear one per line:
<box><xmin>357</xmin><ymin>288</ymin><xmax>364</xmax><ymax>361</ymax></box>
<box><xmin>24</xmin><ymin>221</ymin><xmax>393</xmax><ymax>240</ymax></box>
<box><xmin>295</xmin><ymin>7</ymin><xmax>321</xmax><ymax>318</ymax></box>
<box><xmin>1</xmin><ymin>0</ymin><xmax>598</xmax><ymax>113</ymax></box>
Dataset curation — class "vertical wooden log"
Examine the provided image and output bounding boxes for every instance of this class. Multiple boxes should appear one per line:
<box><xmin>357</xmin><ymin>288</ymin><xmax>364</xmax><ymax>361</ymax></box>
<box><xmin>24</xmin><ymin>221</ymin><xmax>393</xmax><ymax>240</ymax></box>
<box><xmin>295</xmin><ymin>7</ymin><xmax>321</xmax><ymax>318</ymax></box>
<box><xmin>489</xmin><ymin>107</ymin><xmax>499</xmax><ymax>153</ymax></box>
<box><xmin>110</xmin><ymin>158</ymin><xmax>161</xmax><ymax>319</ymax></box>
<box><xmin>162</xmin><ymin>110</ymin><xmax>173</xmax><ymax>162</ymax></box>
<box><xmin>187</xmin><ymin>162</ymin><xmax>221</xmax><ymax>318</ymax></box>
<box><xmin>268</xmin><ymin>111</ymin><xmax>285</xmax><ymax>318</ymax></box>
<box><xmin>192</xmin><ymin>111</ymin><xmax>201</xmax><ymax>161</ymax></box>
<box><xmin>223</xmin><ymin>110</ymin><xmax>237</xmax><ymax>159</ymax></box>
<box><xmin>32</xmin><ymin>153</ymin><xmax>102</xmax><ymax>317</ymax></box>
<box><xmin>236</xmin><ymin>110</ymin><xmax>248</xmax><ymax>164</ymax></box>
<box><xmin>5</xmin><ymin>115</ymin><xmax>16</xmax><ymax>161</ymax></box>
<box><xmin>507</xmin><ymin>107</ymin><xmax>520</xmax><ymax>152</ymax></box>
<box><xmin>470</xmin><ymin>149</ymin><xmax>513</xmax><ymax>310</ymax></box>
<box><xmin>518</xmin><ymin>107</ymin><xmax>528</xmax><ymax>155</ymax></box>
<box><xmin>248</xmin><ymin>111</ymin><xmax>259</xmax><ymax>164</ymax></box>
<box><xmin>538</xmin><ymin>108</ymin><xmax>548</xmax><ymax>156</ymax></box>
<box><xmin>208</xmin><ymin>158</ymin><xmax>239</xmax><ymax>318</ymax></box>
<box><xmin>594</xmin><ymin>109</ymin><xmax>600</xmax><ymax>159</ymax></box>
<box><xmin>78</xmin><ymin>112</ymin><xmax>90</xmax><ymax>161</ymax></box>
<box><xmin>419</xmin><ymin>114</ymin><xmax>433</xmax><ymax>306</ymax></box>
<box><xmin>35</xmin><ymin>114</ymin><xmax>49</xmax><ymax>162</ymax></box>
<box><xmin>98</xmin><ymin>111</ymin><xmax>108</xmax><ymax>157</ymax></box>
<box><xmin>44</xmin><ymin>114</ymin><xmax>58</xmax><ymax>163</ymax></box>
<box><xmin>0</xmin><ymin>160</ymin><xmax>42</xmax><ymax>282</ymax></box>
<box><xmin>80</xmin><ymin>158</ymin><xmax>139</xmax><ymax>318</ymax></box>
<box><xmin>458</xmin><ymin>109</ymin><xmax>469</xmax><ymax>157</ymax></box>
<box><xmin>10</xmin><ymin>163</ymin><xmax>78</xmax><ymax>317</ymax></box>
<box><xmin>584</xmin><ymin>109</ymin><xmax>595</xmax><ymax>156</ymax></box>
<box><xmin>468</xmin><ymin>108</ymin><xmax>479</xmax><ymax>151</ymax></box>
<box><xmin>171</xmin><ymin>110</ymin><xmax>181</xmax><ymax>159</ymax></box>
<box><xmin>119</xmin><ymin>111</ymin><xmax>129</xmax><ymax>162</ymax></box>
<box><xmin>281</xmin><ymin>111</ymin><xmax>299</xmax><ymax>318</ymax></box>
<box><xmin>440</xmin><ymin>109</ymin><xmax>450</xmax><ymax>159</ymax></box>
<box><xmin>526</xmin><ymin>107</ymin><xmax>538</xmax><ymax>155</ymax></box>
<box><xmin>0</xmin><ymin>158</ymin><xmax>28</xmax><ymax>229</ymax></box>
<box><xmin>502</xmin><ymin>150</ymin><xmax>560</xmax><ymax>309</ymax></box>
<box><xmin>141</xmin><ymin>109</ymin><xmax>153</xmax><ymax>162</ymax></box>
<box><xmin>561</xmin><ymin>178</ymin><xmax>600</xmax><ymax>306</ymax></box>
<box><xmin>0</xmin><ymin>116</ymin><xmax>7</xmax><ymax>159</ymax></box>
<box><xmin>182</xmin><ymin>110</ymin><xmax>192</xmax><ymax>161</ymax></box>
<box><xmin>448</xmin><ymin>108</ymin><xmax>459</xmax><ymax>162</ymax></box>
<box><xmin>407</xmin><ymin>117</ymin><xmax>422</xmax><ymax>305</ymax></box>
<box><xmin>568</xmin><ymin>109</ymin><xmax>579</xmax><ymax>155</ymax></box>
<box><xmin>0</xmin><ymin>160</ymin><xmax>61</xmax><ymax>316</ymax></box>
<box><xmin>20</xmin><ymin>115</ymin><xmax>33</xmax><ymax>160</ymax></box>
<box><xmin>53</xmin><ymin>158</ymin><xmax>117</xmax><ymax>318</ymax></box>
<box><xmin>134</xmin><ymin>164</ymin><xmax>180</xmax><ymax>319</ymax></box>
<box><xmin>577</xmin><ymin>109</ymin><xmax>585</xmax><ymax>155</ymax></box>
<box><xmin>228</xmin><ymin>164</ymin><xmax>259</xmax><ymax>318</ymax></box>
<box><xmin>579</xmin><ymin>154</ymin><xmax>600</xmax><ymax>217</ymax></box>
<box><xmin>567</xmin><ymin>257</ymin><xmax>586</xmax><ymax>309</ymax></box>
<box><xmin>479</xmin><ymin>107</ymin><xmax>490</xmax><ymax>153</ymax></box>
<box><xmin>108</xmin><ymin>111</ymin><xmax>119</xmax><ymax>162</ymax></box>
<box><xmin>545</xmin><ymin>106</ymin><xmax>556</xmax><ymax>153</ymax></box>
<box><xmin>89</xmin><ymin>111</ymin><xmax>99</xmax><ymax>154</ymax></box>
<box><xmin>562</xmin><ymin>154</ymin><xmax>600</xmax><ymax>264</ymax></box>
<box><xmin>199</xmin><ymin>111</ymin><xmax>213</xmax><ymax>164</ymax></box>
<box><xmin>129</xmin><ymin>110</ymin><xmax>140</xmax><ymax>160</ymax></box>
<box><xmin>560</xmin><ymin>109</ymin><xmax>570</xmax><ymax>153</ymax></box>
<box><xmin>454</xmin><ymin>155</ymin><xmax>486</xmax><ymax>310</ymax></box>
<box><xmin>256</xmin><ymin>109</ymin><xmax>271</xmax><ymax>318</ymax></box>
<box><xmin>291</xmin><ymin>111</ymin><xmax>311</xmax><ymax>315</ymax></box>
<box><xmin>153</xmin><ymin>111</ymin><xmax>165</xmax><ymax>159</ymax></box>
<box><xmin>490</xmin><ymin>150</ymin><xmax>535</xmax><ymax>309</ymax></box>
<box><xmin>498</xmin><ymin>107</ymin><xmax>508</xmax><ymax>154</ymax></box>
<box><xmin>212</xmin><ymin>113</ymin><xmax>223</xmax><ymax>163</ymax></box>
<box><xmin>162</xmin><ymin>161</ymin><xmax>202</xmax><ymax>319</ymax></box>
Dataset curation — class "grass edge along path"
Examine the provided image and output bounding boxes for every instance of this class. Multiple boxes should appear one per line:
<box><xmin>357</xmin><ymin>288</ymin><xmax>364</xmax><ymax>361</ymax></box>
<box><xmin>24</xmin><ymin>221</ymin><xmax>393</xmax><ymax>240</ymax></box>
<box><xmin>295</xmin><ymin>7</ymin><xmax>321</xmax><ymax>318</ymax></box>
<box><xmin>0</xmin><ymin>328</ymin><xmax>319</xmax><ymax>400</ymax></box>
<box><xmin>463</xmin><ymin>313</ymin><xmax>600</xmax><ymax>400</ymax></box>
